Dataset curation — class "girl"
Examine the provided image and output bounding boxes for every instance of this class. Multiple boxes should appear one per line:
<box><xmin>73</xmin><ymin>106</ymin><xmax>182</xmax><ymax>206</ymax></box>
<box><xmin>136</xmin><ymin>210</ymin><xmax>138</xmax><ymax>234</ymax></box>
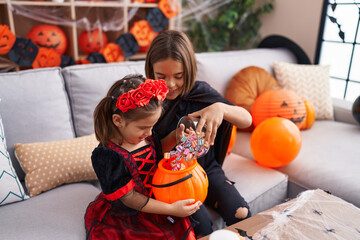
<box><xmin>145</xmin><ymin>30</ymin><xmax>253</xmax><ymax>237</ymax></box>
<box><xmin>84</xmin><ymin>74</ymin><xmax>201</xmax><ymax>240</ymax></box>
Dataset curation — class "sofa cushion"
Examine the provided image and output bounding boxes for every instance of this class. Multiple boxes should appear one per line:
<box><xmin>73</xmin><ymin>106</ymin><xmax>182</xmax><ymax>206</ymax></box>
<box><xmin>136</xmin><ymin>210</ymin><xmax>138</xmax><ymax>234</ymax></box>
<box><xmin>273</xmin><ymin>62</ymin><xmax>334</xmax><ymax>120</ymax></box>
<box><xmin>0</xmin><ymin>68</ymin><xmax>75</xmax><ymax>180</ymax></box>
<box><xmin>0</xmin><ymin>182</ymin><xmax>100</xmax><ymax>240</ymax></box>
<box><xmin>225</xmin><ymin>66</ymin><xmax>279</xmax><ymax>131</ymax></box>
<box><xmin>62</xmin><ymin>61</ymin><xmax>145</xmax><ymax>137</ymax></box>
<box><xmin>209</xmin><ymin>153</ymin><xmax>288</xmax><ymax>230</ymax></box>
<box><xmin>231</xmin><ymin>120</ymin><xmax>360</xmax><ymax>208</ymax></box>
<box><xmin>0</xmin><ymin>115</ymin><xmax>29</xmax><ymax>205</ymax></box>
<box><xmin>196</xmin><ymin>48</ymin><xmax>297</xmax><ymax>96</ymax></box>
<box><xmin>14</xmin><ymin>134</ymin><xmax>99</xmax><ymax>197</ymax></box>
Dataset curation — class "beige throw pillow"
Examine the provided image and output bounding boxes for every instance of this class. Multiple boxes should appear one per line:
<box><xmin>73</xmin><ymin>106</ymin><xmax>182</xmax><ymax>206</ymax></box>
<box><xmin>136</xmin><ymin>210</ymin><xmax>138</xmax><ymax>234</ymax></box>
<box><xmin>15</xmin><ymin>134</ymin><xmax>98</xmax><ymax>197</ymax></box>
<box><xmin>273</xmin><ymin>62</ymin><xmax>334</xmax><ymax>120</ymax></box>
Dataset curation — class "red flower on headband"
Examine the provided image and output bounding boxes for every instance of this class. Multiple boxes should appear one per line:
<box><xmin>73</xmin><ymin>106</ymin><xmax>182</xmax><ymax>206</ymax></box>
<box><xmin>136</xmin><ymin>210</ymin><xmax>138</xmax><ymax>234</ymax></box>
<box><xmin>130</xmin><ymin>88</ymin><xmax>151</xmax><ymax>107</ymax></box>
<box><xmin>116</xmin><ymin>93</ymin><xmax>137</xmax><ymax>112</ymax></box>
<box><xmin>116</xmin><ymin>79</ymin><xmax>168</xmax><ymax>113</ymax></box>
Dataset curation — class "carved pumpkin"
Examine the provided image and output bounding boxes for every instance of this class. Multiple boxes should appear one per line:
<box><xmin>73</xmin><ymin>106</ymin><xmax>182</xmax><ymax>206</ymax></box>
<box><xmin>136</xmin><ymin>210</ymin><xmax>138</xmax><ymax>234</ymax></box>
<box><xmin>158</xmin><ymin>0</ymin><xmax>179</xmax><ymax>18</ymax></box>
<box><xmin>251</xmin><ymin>89</ymin><xmax>307</xmax><ymax>129</ymax></box>
<box><xmin>115</xmin><ymin>33</ymin><xmax>139</xmax><ymax>57</ymax></box>
<box><xmin>78</xmin><ymin>29</ymin><xmax>108</xmax><ymax>55</ymax></box>
<box><xmin>130</xmin><ymin>20</ymin><xmax>158</xmax><ymax>51</ymax></box>
<box><xmin>0</xmin><ymin>24</ymin><xmax>16</xmax><ymax>55</ymax></box>
<box><xmin>8</xmin><ymin>37</ymin><xmax>39</xmax><ymax>67</ymax></box>
<box><xmin>152</xmin><ymin>158</ymin><xmax>208</xmax><ymax>204</ymax></box>
<box><xmin>27</xmin><ymin>25</ymin><xmax>68</xmax><ymax>56</ymax></box>
<box><xmin>146</xmin><ymin>8</ymin><xmax>169</xmax><ymax>32</ymax></box>
<box><xmin>301</xmin><ymin>100</ymin><xmax>316</xmax><ymax>130</ymax></box>
<box><xmin>32</xmin><ymin>47</ymin><xmax>61</xmax><ymax>68</ymax></box>
<box><xmin>100</xmin><ymin>43</ymin><xmax>124</xmax><ymax>63</ymax></box>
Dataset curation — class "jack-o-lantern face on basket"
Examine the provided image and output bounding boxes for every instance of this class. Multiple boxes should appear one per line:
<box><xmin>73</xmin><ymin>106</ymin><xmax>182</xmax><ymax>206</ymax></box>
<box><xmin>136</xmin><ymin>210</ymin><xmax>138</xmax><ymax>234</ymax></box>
<box><xmin>251</xmin><ymin>89</ymin><xmax>307</xmax><ymax>129</ymax></box>
<box><xmin>32</xmin><ymin>47</ymin><xmax>61</xmax><ymax>68</ymax></box>
<box><xmin>8</xmin><ymin>37</ymin><xmax>39</xmax><ymax>67</ymax></box>
<box><xmin>0</xmin><ymin>24</ymin><xmax>16</xmax><ymax>55</ymax></box>
<box><xmin>78</xmin><ymin>29</ymin><xmax>108</xmax><ymax>55</ymax></box>
<box><xmin>130</xmin><ymin>20</ymin><xmax>158</xmax><ymax>48</ymax></box>
<box><xmin>100</xmin><ymin>43</ymin><xmax>124</xmax><ymax>63</ymax></box>
<box><xmin>27</xmin><ymin>25</ymin><xmax>68</xmax><ymax>56</ymax></box>
<box><xmin>158</xmin><ymin>0</ymin><xmax>179</xmax><ymax>18</ymax></box>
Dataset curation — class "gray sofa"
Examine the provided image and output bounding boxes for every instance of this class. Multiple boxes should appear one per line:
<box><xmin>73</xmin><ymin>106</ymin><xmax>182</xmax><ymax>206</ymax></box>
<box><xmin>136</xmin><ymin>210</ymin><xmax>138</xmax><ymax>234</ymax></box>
<box><xmin>0</xmin><ymin>47</ymin><xmax>359</xmax><ymax>240</ymax></box>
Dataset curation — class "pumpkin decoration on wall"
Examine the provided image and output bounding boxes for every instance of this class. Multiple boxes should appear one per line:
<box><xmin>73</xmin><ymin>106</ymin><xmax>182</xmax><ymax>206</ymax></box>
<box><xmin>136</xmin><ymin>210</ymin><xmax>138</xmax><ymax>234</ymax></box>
<box><xmin>0</xmin><ymin>24</ymin><xmax>16</xmax><ymax>55</ymax></box>
<box><xmin>27</xmin><ymin>25</ymin><xmax>68</xmax><ymax>56</ymax></box>
<box><xmin>152</xmin><ymin>157</ymin><xmax>208</xmax><ymax>204</ymax></box>
<box><xmin>99</xmin><ymin>43</ymin><xmax>124</xmax><ymax>63</ymax></box>
<box><xmin>130</xmin><ymin>20</ymin><xmax>158</xmax><ymax>53</ymax></box>
<box><xmin>79</xmin><ymin>29</ymin><xmax>108</xmax><ymax>55</ymax></box>
<box><xmin>158</xmin><ymin>0</ymin><xmax>179</xmax><ymax>19</ymax></box>
<box><xmin>301</xmin><ymin>100</ymin><xmax>316</xmax><ymax>130</ymax></box>
<box><xmin>8</xmin><ymin>37</ymin><xmax>39</xmax><ymax>67</ymax></box>
<box><xmin>251</xmin><ymin>89</ymin><xmax>307</xmax><ymax>129</ymax></box>
<box><xmin>32</xmin><ymin>47</ymin><xmax>61</xmax><ymax>69</ymax></box>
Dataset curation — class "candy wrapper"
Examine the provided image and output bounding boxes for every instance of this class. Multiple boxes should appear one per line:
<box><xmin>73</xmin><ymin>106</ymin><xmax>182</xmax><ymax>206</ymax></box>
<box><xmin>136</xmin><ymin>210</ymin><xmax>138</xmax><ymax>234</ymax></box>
<box><xmin>165</xmin><ymin>116</ymin><xmax>210</xmax><ymax>171</ymax></box>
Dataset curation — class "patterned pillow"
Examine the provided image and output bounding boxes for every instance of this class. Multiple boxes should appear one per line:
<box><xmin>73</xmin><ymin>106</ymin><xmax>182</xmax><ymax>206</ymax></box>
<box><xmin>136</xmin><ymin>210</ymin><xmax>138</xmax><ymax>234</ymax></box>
<box><xmin>0</xmin><ymin>115</ymin><xmax>28</xmax><ymax>205</ymax></box>
<box><xmin>14</xmin><ymin>134</ymin><xmax>99</xmax><ymax>197</ymax></box>
<box><xmin>273</xmin><ymin>62</ymin><xmax>334</xmax><ymax>120</ymax></box>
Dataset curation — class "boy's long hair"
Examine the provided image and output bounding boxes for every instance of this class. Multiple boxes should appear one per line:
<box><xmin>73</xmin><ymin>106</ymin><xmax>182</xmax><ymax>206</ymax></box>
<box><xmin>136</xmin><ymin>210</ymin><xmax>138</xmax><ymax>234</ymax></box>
<box><xmin>145</xmin><ymin>30</ymin><xmax>197</xmax><ymax>96</ymax></box>
<box><xmin>93</xmin><ymin>74</ymin><xmax>162</xmax><ymax>147</ymax></box>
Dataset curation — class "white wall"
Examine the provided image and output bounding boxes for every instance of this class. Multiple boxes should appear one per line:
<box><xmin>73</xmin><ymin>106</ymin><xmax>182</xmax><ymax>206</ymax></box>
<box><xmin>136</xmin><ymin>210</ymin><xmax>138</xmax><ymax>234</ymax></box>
<box><xmin>259</xmin><ymin>0</ymin><xmax>324</xmax><ymax>63</ymax></box>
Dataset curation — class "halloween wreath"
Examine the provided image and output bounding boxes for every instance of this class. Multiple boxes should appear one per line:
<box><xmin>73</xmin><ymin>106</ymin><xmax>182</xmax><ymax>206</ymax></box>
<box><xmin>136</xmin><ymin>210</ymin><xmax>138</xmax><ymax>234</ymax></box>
<box><xmin>0</xmin><ymin>0</ymin><xmax>178</xmax><ymax>69</ymax></box>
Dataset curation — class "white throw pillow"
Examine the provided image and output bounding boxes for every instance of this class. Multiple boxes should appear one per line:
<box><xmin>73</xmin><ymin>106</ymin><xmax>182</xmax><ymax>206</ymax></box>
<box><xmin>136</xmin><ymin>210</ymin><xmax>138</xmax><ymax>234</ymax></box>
<box><xmin>0</xmin><ymin>114</ymin><xmax>28</xmax><ymax>205</ymax></box>
<box><xmin>273</xmin><ymin>62</ymin><xmax>334</xmax><ymax>120</ymax></box>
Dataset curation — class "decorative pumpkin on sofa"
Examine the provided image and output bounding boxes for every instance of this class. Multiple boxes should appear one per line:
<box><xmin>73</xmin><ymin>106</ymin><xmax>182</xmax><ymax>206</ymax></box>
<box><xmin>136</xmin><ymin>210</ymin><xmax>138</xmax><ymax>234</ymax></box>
<box><xmin>301</xmin><ymin>100</ymin><xmax>316</xmax><ymax>130</ymax></box>
<box><xmin>151</xmin><ymin>157</ymin><xmax>208</xmax><ymax>204</ymax></box>
<box><xmin>32</xmin><ymin>47</ymin><xmax>61</xmax><ymax>69</ymax></box>
<box><xmin>27</xmin><ymin>25</ymin><xmax>68</xmax><ymax>56</ymax></box>
<box><xmin>251</xmin><ymin>89</ymin><xmax>307</xmax><ymax>129</ymax></box>
<box><xmin>78</xmin><ymin>29</ymin><xmax>108</xmax><ymax>55</ymax></box>
<box><xmin>0</xmin><ymin>24</ymin><xmax>16</xmax><ymax>55</ymax></box>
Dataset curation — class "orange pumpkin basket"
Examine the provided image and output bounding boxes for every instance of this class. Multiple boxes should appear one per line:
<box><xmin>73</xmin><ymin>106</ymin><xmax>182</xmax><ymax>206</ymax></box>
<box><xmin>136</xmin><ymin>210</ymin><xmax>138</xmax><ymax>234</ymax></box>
<box><xmin>151</xmin><ymin>157</ymin><xmax>208</xmax><ymax>204</ymax></box>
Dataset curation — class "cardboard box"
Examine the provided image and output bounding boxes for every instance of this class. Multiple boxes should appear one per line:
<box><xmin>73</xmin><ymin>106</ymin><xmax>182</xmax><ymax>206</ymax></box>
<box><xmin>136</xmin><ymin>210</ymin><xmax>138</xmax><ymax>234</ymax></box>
<box><xmin>201</xmin><ymin>189</ymin><xmax>360</xmax><ymax>239</ymax></box>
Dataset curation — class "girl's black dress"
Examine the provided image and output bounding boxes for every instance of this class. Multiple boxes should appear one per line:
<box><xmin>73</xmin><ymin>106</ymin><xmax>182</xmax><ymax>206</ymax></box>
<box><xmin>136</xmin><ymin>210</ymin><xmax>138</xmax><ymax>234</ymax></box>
<box><xmin>154</xmin><ymin>81</ymin><xmax>250</xmax><ymax>236</ymax></box>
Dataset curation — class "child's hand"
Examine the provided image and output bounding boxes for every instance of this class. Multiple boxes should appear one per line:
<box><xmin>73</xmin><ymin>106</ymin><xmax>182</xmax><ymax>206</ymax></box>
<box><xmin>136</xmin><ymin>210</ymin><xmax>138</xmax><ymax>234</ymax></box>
<box><xmin>175</xmin><ymin>123</ymin><xmax>186</xmax><ymax>143</ymax></box>
<box><xmin>169</xmin><ymin>199</ymin><xmax>202</xmax><ymax>217</ymax></box>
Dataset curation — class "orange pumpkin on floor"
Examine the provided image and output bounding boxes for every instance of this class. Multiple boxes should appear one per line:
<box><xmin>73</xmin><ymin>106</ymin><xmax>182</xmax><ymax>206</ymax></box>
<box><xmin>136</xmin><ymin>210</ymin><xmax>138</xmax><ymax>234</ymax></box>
<box><xmin>27</xmin><ymin>25</ymin><xmax>68</xmax><ymax>56</ymax></box>
<box><xmin>151</xmin><ymin>158</ymin><xmax>208</xmax><ymax>204</ymax></box>
<box><xmin>0</xmin><ymin>24</ymin><xmax>16</xmax><ymax>55</ymax></box>
<box><xmin>301</xmin><ymin>100</ymin><xmax>316</xmax><ymax>130</ymax></box>
<box><xmin>251</xmin><ymin>89</ymin><xmax>307</xmax><ymax>129</ymax></box>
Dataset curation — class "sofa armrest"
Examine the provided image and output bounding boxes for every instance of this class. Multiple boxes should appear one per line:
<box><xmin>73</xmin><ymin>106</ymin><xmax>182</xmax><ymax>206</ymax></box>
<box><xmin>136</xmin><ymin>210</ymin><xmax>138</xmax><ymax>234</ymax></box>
<box><xmin>332</xmin><ymin>98</ymin><xmax>358</xmax><ymax>125</ymax></box>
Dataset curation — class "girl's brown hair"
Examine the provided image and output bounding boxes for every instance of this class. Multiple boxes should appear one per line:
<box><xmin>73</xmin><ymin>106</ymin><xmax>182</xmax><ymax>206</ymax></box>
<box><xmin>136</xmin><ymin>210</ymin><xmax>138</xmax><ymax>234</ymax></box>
<box><xmin>93</xmin><ymin>74</ymin><xmax>163</xmax><ymax>147</ymax></box>
<box><xmin>145</xmin><ymin>30</ymin><xmax>197</xmax><ymax>96</ymax></box>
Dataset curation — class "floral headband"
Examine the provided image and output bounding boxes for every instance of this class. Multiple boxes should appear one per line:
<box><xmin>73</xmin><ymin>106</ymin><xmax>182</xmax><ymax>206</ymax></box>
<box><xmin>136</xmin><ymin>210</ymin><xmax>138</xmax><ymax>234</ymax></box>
<box><xmin>116</xmin><ymin>79</ymin><xmax>168</xmax><ymax>113</ymax></box>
